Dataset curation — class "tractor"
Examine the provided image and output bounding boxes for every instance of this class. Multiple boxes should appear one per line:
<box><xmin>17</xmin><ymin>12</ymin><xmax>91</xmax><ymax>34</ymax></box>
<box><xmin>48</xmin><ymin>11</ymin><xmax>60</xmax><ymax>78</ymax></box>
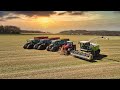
<box><xmin>46</xmin><ymin>39</ymin><xmax>69</xmax><ymax>52</ymax></box>
<box><xmin>33</xmin><ymin>37</ymin><xmax>60</xmax><ymax>50</ymax></box>
<box><xmin>59</xmin><ymin>41</ymin><xmax>76</xmax><ymax>55</ymax></box>
<box><xmin>23</xmin><ymin>36</ymin><xmax>48</xmax><ymax>49</ymax></box>
<box><xmin>70</xmin><ymin>36</ymin><xmax>109</xmax><ymax>61</ymax></box>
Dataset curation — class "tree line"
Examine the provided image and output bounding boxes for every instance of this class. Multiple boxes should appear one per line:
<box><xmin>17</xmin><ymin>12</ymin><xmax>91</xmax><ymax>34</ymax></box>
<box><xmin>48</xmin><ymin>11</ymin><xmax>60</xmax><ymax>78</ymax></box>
<box><xmin>0</xmin><ymin>25</ymin><xmax>21</xmax><ymax>34</ymax></box>
<box><xmin>59</xmin><ymin>30</ymin><xmax>120</xmax><ymax>36</ymax></box>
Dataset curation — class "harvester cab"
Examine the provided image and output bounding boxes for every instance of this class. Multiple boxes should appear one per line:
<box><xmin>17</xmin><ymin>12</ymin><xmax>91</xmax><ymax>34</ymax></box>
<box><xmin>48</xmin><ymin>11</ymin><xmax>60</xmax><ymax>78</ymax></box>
<box><xmin>79</xmin><ymin>41</ymin><xmax>100</xmax><ymax>56</ymax></box>
<box><xmin>80</xmin><ymin>41</ymin><xmax>91</xmax><ymax>51</ymax></box>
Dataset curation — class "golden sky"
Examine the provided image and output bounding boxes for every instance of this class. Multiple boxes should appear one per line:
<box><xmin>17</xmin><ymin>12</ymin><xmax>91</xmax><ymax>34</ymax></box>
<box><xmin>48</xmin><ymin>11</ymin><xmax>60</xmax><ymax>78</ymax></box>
<box><xmin>0</xmin><ymin>11</ymin><xmax>120</xmax><ymax>33</ymax></box>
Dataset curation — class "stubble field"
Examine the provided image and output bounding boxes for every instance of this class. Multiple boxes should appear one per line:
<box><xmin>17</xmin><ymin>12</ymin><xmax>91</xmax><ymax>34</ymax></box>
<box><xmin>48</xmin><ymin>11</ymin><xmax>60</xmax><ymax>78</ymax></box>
<box><xmin>0</xmin><ymin>34</ymin><xmax>120</xmax><ymax>79</ymax></box>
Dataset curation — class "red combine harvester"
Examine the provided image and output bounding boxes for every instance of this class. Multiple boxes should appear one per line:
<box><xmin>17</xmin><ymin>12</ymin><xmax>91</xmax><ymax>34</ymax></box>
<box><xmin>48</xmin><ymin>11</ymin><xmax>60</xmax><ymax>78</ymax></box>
<box><xmin>60</xmin><ymin>41</ymin><xmax>76</xmax><ymax>55</ymax></box>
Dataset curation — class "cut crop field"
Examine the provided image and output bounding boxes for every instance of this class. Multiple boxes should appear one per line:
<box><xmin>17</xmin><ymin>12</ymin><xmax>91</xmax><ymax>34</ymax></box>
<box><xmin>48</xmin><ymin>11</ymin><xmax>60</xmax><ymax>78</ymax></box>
<box><xmin>0</xmin><ymin>34</ymin><xmax>120</xmax><ymax>79</ymax></box>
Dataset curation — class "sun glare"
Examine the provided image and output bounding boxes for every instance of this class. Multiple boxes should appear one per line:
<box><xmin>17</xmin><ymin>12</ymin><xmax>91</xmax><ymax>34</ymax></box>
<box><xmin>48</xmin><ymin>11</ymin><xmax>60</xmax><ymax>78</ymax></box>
<box><xmin>37</xmin><ymin>17</ymin><xmax>54</xmax><ymax>28</ymax></box>
<box><xmin>41</xmin><ymin>17</ymin><xmax>50</xmax><ymax>23</ymax></box>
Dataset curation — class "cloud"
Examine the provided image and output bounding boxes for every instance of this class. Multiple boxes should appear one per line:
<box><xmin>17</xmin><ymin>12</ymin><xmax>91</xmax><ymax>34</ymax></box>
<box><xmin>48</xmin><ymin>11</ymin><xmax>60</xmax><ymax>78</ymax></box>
<box><xmin>0</xmin><ymin>18</ymin><xmax>5</xmax><ymax>21</ymax></box>
<box><xmin>0</xmin><ymin>11</ymin><xmax>56</xmax><ymax>17</ymax></box>
<box><xmin>0</xmin><ymin>11</ymin><xmax>87</xmax><ymax>21</ymax></box>
<box><xmin>0</xmin><ymin>11</ymin><xmax>57</xmax><ymax>21</ymax></box>
<box><xmin>69</xmin><ymin>11</ymin><xmax>85</xmax><ymax>15</ymax></box>
<box><xmin>58</xmin><ymin>11</ymin><xmax>86</xmax><ymax>15</ymax></box>
<box><xmin>5</xmin><ymin>16</ymin><xmax>20</xmax><ymax>20</ymax></box>
<box><xmin>0</xmin><ymin>11</ymin><xmax>10</xmax><ymax>17</ymax></box>
<box><xmin>0</xmin><ymin>11</ymin><xmax>86</xmax><ymax>18</ymax></box>
<box><xmin>58</xmin><ymin>12</ymin><xmax>66</xmax><ymax>15</ymax></box>
<box><xmin>0</xmin><ymin>16</ymin><xmax>20</xmax><ymax>21</ymax></box>
<box><xmin>14</xmin><ymin>11</ymin><xmax>56</xmax><ymax>17</ymax></box>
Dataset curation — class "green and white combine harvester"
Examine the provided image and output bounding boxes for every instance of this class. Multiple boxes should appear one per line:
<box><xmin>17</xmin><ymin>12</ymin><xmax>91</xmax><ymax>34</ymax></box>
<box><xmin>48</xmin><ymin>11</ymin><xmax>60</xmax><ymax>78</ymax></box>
<box><xmin>70</xmin><ymin>36</ymin><xmax>109</xmax><ymax>61</ymax></box>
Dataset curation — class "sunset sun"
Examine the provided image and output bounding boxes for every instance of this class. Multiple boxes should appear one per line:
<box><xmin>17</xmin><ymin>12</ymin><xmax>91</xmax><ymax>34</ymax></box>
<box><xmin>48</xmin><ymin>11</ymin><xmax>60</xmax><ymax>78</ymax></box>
<box><xmin>40</xmin><ymin>17</ymin><xmax>51</xmax><ymax>23</ymax></box>
<box><xmin>37</xmin><ymin>17</ymin><xmax>54</xmax><ymax>28</ymax></box>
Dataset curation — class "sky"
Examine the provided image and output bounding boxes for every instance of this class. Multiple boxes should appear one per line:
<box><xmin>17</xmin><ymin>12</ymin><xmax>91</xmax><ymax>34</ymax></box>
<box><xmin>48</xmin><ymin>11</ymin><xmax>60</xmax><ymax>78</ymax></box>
<box><xmin>0</xmin><ymin>11</ymin><xmax>120</xmax><ymax>33</ymax></box>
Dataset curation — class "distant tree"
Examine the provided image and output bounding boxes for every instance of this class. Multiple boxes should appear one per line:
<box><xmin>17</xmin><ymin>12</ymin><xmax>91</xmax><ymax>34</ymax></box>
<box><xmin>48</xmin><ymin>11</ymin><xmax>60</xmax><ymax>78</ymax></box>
<box><xmin>0</xmin><ymin>25</ymin><xmax>4</xmax><ymax>33</ymax></box>
<box><xmin>0</xmin><ymin>25</ymin><xmax>21</xmax><ymax>34</ymax></box>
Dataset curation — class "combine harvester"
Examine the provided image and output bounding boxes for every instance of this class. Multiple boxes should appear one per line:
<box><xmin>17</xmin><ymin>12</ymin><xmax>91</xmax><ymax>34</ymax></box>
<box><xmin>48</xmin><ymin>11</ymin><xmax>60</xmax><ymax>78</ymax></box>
<box><xmin>60</xmin><ymin>41</ymin><xmax>76</xmax><ymax>55</ymax></box>
<box><xmin>70</xmin><ymin>36</ymin><xmax>109</xmax><ymax>61</ymax></box>
<box><xmin>23</xmin><ymin>36</ymin><xmax>48</xmax><ymax>49</ymax></box>
<box><xmin>46</xmin><ymin>39</ymin><xmax>70</xmax><ymax>52</ymax></box>
<box><xmin>33</xmin><ymin>37</ymin><xmax>60</xmax><ymax>50</ymax></box>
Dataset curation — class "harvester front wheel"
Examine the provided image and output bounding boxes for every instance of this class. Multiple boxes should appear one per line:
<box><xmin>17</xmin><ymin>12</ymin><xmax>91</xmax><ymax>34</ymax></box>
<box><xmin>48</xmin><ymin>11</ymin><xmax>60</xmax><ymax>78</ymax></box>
<box><xmin>33</xmin><ymin>44</ymin><xmax>39</xmax><ymax>49</ymax></box>
<box><xmin>37</xmin><ymin>45</ymin><xmax>45</xmax><ymax>50</ymax></box>
<box><xmin>51</xmin><ymin>47</ymin><xmax>58</xmax><ymax>52</ymax></box>
<box><xmin>27</xmin><ymin>44</ymin><xmax>34</xmax><ymax>49</ymax></box>
<box><xmin>46</xmin><ymin>46</ymin><xmax>50</xmax><ymax>51</ymax></box>
<box><xmin>51</xmin><ymin>47</ymin><xmax>56</xmax><ymax>52</ymax></box>
<box><xmin>89</xmin><ymin>54</ymin><xmax>93</xmax><ymax>61</ymax></box>
<box><xmin>23</xmin><ymin>43</ymin><xmax>30</xmax><ymax>49</ymax></box>
<box><xmin>95</xmin><ymin>49</ymin><xmax>100</xmax><ymax>56</ymax></box>
<box><xmin>37</xmin><ymin>45</ymin><xmax>42</xmax><ymax>50</ymax></box>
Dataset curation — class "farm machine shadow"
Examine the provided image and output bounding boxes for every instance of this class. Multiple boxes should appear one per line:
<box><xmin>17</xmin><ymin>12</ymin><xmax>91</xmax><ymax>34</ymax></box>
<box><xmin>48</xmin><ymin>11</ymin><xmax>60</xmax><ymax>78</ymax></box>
<box><xmin>90</xmin><ymin>54</ymin><xmax>108</xmax><ymax>62</ymax></box>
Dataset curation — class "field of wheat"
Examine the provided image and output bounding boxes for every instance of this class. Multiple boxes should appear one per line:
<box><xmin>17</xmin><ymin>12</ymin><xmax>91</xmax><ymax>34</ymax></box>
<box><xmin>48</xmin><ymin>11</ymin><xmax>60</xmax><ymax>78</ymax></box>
<box><xmin>0</xmin><ymin>34</ymin><xmax>120</xmax><ymax>79</ymax></box>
